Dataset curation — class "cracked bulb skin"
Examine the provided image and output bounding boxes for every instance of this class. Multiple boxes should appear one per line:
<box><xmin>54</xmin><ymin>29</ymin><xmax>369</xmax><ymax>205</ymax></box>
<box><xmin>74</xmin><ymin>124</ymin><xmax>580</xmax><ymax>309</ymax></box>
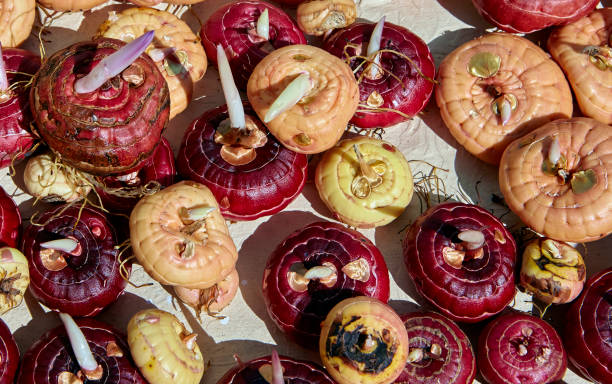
<box><xmin>30</xmin><ymin>37</ymin><xmax>169</xmax><ymax>175</ymax></box>
<box><xmin>0</xmin><ymin>248</ymin><xmax>29</xmax><ymax>315</ymax></box>
<box><xmin>95</xmin><ymin>137</ymin><xmax>176</xmax><ymax>214</ymax></box>
<box><xmin>519</xmin><ymin>238</ymin><xmax>586</xmax><ymax>304</ymax></box>
<box><xmin>319</xmin><ymin>296</ymin><xmax>408</xmax><ymax>384</ymax></box>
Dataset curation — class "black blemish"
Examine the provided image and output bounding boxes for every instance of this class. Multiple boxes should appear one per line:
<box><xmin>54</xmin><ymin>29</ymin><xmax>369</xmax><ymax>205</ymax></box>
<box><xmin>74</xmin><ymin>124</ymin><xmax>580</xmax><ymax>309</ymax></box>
<box><xmin>325</xmin><ymin>318</ymin><xmax>397</xmax><ymax>374</ymax></box>
<box><xmin>422</xmin><ymin>217</ymin><xmax>459</xmax><ymax>241</ymax></box>
<box><xmin>534</xmin><ymin>255</ymin><xmax>571</xmax><ymax>270</ymax></box>
<box><xmin>438</xmin><ymin>223</ymin><xmax>460</xmax><ymax>242</ymax></box>
<box><xmin>235</xmin><ymin>365</ymin><xmax>269</xmax><ymax>383</ymax></box>
<box><xmin>491</xmin><ymin>193</ymin><xmax>506</xmax><ymax>206</ymax></box>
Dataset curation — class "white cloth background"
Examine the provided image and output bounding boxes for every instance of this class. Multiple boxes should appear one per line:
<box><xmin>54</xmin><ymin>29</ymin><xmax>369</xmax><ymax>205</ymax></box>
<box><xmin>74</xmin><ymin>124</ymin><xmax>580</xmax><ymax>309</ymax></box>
<box><xmin>3</xmin><ymin>1</ymin><xmax>606</xmax><ymax>382</ymax></box>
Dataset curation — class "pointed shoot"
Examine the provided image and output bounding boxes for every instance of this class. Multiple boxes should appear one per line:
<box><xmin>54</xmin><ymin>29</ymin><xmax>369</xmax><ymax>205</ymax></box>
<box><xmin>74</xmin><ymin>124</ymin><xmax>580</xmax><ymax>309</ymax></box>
<box><xmin>257</xmin><ymin>9</ymin><xmax>270</xmax><ymax>41</ymax></box>
<box><xmin>217</xmin><ymin>44</ymin><xmax>245</xmax><ymax>129</ymax></box>
<box><xmin>366</xmin><ymin>16</ymin><xmax>385</xmax><ymax>79</ymax></box>
<box><xmin>304</xmin><ymin>265</ymin><xmax>334</xmax><ymax>280</ymax></box>
<box><xmin>59</xmin><ymin>312</ymin><xmax>99</xmax><ymax>372</ymax></box>
<box><xmin>457</xmin><ymin>230</ymin><xmax>485</xmax><ymax>250</ymax></box>
<box><xmin>74</xmin><ymin>30</ymin><xmax>155</xmax><ymax>94</ymax></box>
<box><xmin>367</xmin><ymin>16</ymin><xmax>385</xmax><ymax>57</ymax></box>
<box><xmin>0</xmin><ymin>43</ymin><xmax>7</xmax><ymax>92</ymax></box>
<box><xmin>549</xmin><ymin>137</ymin><xmax>561</xmax><ymax>165</ymax></box>
<box><xmin>187</xmin><ymin>206</ymin><xmax>216</xmax><ymax>221</ymax></box>
<box><xmin>271</xmin><ymin>350</ymin><xmax>284</xmax><ymax>384</ymax></box>
<box><xmin>500</xmin><ymin>98</ymin><xmax>512</xmax><ymax>126</ymax></box>
<box><xmin>353</xmin><ymin>144</ymin><xmax>380</xmax><ymax>183</ymax></box>
<box><xmin>40</xmin><ymin>238</ymin><xmax>79</xmax><ymax>253</ymax></box>
<box><xmin>264</xmin><ymin>73</ymin><xmax>311</xmax><ymax>123</ymax></box>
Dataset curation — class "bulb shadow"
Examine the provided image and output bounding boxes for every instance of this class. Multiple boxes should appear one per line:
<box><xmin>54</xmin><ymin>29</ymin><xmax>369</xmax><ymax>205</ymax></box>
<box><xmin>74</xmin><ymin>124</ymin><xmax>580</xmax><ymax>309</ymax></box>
<box><xmin>436</xmin><ymin>0</ymin><xmax>491</xmax><ymax>30</ymax></box>
<box><xmin>375</xmin><ymin>192</ymin><xmax>459</xmax><ymax>308</ymax></box>
<box><xmin>21</xmin><ymin>25</ymin><xmax>76</xmax><ymax>57</ymax></box>
<box><xmin>95</xmin><ymin>291</ymin><xmax>157</xmax><ymax>333</ymax></box>
<box><xmin>300</xmin><ymin>183</ymin><xmax>335</xmax><ymax>221</ymax></box>
<box><xmin>164</xmin><ymin>280</ymin><xmax>320</xmax><ymax>382</ymax></box>
<box><xmin>234</xmin><ymin>210</ymin><xmax>325</xmax><ymax>346</ymax></box>
<box><xmin>74</xmin><ymin>3</ymin><xmax>132</xmax><ymax>40</ymax></box>
<box><xmin>387</xmin><ymin>299</ymin><xmax>421</xmax><ymax>316</ymax></box>
<box><xmin>187</xmin><ymin>0</ymin><xmax>237</xmax><ymax>31</ymax></box>
<box><xmin>419</xmin><ymin>102</ymin><xmax>461</xmax><ymax>150</ymax></box>
<box><xmin>426</xmin><ymin>27</ymin><xmax>483</xmax><ymax>67</ymax></box>
<box><xmin>12</xmin><ymin>291</ymin><xmax>60</xmax><ymax>353</ymax></box>
<box><xmin>13</xmin><ymin>290</ymin><xmax>158</xmax><ymax>355</ymax></box>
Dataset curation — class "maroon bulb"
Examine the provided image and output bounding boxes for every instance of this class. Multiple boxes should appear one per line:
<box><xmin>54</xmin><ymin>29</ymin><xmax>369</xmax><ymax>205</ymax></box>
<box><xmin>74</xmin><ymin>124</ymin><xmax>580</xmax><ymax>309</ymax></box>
<box><xmin>17</xmin><ymin>317</ymin><xmax>146</xmax><ymax>384</ymax></box>
<box><xmin>478</xmin><ymin>312</ymin><xmax>567</xmax><ymax>383</ymax></box>
<box><xmin>95</xmin><ymin>136</ymin><xmax>176</xmax><ymax>214</ymax></box>
<box><xmin>0</xmin><ymin>48</ymin><xmax>40</xmax><ymax>170</ymax></box>
<box><xmin>324</xmin><ymin>21</ymin><xmax>435</xmax><ymax>129</ymax></box>
<box><xmin>396</xmin><ymin>311</ymin><xmax>476</xmax><ymax>384</ymax></box>
<box><xmin>403</xmin><ymin>202</ymin><xmax>517</xmax><ymax>323</ymax></box>
<box><xmin>0</xmin><ymin>318</ymin><xmax>18</xmax><ymax>384</ymax></box>
<box><xmin>564</xmin><ymin>267</ymin><xmax>612</xmax><ymax>384</ymax></box>
<box><xmin>216</xmin><ymin>354</ymin><xmax>335</xmax><ymax>384</ymax></box>
<box><xmin>201</xmin><ymin>0</ymin><xmax>306</xmax><ymax>90</ymax></box>
<box><xmin>0</xmin><ymin>185</ymin><xmax>20</xmax><ymax>248</ymax></box>
<box><xmin>178</xmin><ymin>103</ymin><xmax>307</xmax><ymax>221</ymax></box>
<box><xmin>472</xmin><ymin>0</ymin><xmax>599</xmax><ymax>33</ymax></box>
<box><xmin>263</xmin><ymin>221</ymin><xmax>390</xmax><ymax>348</ymax></box>
<box><xmin>22</xmin><ymin>204</ymin><xmax>128</xmax><ymax>317</ymax></box>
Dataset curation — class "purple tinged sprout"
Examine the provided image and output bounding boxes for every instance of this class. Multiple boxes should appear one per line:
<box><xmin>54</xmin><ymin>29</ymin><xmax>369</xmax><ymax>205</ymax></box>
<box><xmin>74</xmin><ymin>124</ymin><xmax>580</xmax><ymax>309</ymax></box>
<box><xmin>366</xmin><ymin>16</ymin><xmax>385</xmax><ymax>79</ymax></box>
<box><xmin>74</xmin><ymin>30</ymin><xmax>155</xmax><ymax>94</ymax></box>
<box><xmin>271</xmin><ymin>350</ymin><xmax>284</xmax><ymax>384</ymax></box>
<box><xmin>217</xmin><ymin>44</ymin><xmax>246</xmax><ymax>129</ymax></box>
